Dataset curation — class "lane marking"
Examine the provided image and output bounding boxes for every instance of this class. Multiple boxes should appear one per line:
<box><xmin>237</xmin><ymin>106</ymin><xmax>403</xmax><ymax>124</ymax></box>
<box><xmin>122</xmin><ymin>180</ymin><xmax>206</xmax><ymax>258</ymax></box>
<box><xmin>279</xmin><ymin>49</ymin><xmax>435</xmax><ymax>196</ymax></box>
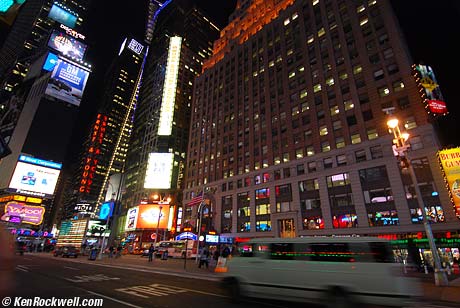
<box><xmin>116</xmin><ymin>283</ymin><xmax>226</xmax><ymax>299</ymax></box>
<box><xmin>63</xmin><ymin>266</ymin><xmax>80</xmax><ymax>270</ymax></box>
<box><xmin>86</xmin><ymin>290</ymin><xmax>143</xmax><ymax>308</ymax></box>
<box><xmin>16</xmin><ymin>265</ymin><xmax>29</xmax><ymax>272</ymax></box>
<box><xmin>65</xmin><ymin>274</ymin><xmax>120</xmax><ymax>283</ymax></box>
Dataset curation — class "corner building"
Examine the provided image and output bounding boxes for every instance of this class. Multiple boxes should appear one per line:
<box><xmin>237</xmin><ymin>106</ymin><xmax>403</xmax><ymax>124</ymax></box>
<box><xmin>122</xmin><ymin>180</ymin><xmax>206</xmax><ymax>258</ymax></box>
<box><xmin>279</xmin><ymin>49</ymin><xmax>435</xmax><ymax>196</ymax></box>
<box><xmin>184</xmin><ymin>0</ymin><xmax>458</xmax><ymax>240</ymax></box>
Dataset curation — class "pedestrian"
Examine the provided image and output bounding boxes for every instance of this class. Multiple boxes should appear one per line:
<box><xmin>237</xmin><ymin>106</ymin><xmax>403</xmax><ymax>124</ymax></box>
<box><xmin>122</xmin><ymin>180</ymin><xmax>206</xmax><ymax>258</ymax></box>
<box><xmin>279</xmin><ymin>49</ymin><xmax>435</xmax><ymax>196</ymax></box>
<box><xmin>148</xmin><ymin>244</ymin><xmax>154</xmax><ymax>262</ymax></box>
<box><xmin>108</xmin><ymin>245</ymin><xmax>114</xmax><ymax>258</ymax></box>
<box><xmin>221</xmin><ymin>245</ymin><xmax>230</xmax><ymax>258</ymax></box>
<box><xmin>116</xmin><ymin>245</ymin><xmax>122</xmax><ymax>258</ymax></box>
<box><xmin>198</xmin><ymin>246</ymin><xmax>209</xmax><ymax>268</ymax></box>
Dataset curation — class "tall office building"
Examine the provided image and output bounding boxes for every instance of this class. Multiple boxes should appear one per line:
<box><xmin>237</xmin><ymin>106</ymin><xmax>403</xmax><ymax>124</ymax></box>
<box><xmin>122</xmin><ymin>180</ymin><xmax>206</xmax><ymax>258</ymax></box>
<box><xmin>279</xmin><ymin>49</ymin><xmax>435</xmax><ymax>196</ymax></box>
<box><xmin>0</xmin><ymin>0</ymin><xmax>92</xmax><ymax>229</ymax></box>
<box><xmin>121</xmin><ymin>0</ymin><xmax>220</xmax><ymax>241</ymax></box>
<box><xmin>61</xmin><ymin>38</ymin><xmax>147</xmax><ymax>220</ymax></box>
<box><xmin>184</xmin><ymin>0</ymin><xmax>458</xmax><ymax>241</ymax></box>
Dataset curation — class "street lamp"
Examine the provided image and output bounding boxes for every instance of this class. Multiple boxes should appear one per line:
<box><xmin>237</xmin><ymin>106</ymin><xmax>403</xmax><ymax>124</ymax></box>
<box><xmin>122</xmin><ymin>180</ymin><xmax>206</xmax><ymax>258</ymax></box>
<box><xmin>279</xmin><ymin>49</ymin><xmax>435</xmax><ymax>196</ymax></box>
<box><xmin>152</xmin><ymin>194</ymin><xmax>171</xmax><ymax>260</ymax></box>
<box><xmin>387</xmin><ymin>117</ymin><xmax>448</xmax><ymax>286</ymax></box>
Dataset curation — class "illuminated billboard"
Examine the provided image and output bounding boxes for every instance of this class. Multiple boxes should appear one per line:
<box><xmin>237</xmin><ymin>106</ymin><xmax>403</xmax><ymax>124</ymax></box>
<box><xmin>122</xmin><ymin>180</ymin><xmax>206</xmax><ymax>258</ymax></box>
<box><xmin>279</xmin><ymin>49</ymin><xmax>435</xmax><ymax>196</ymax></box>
<box><xmin>45</xmin><ymin>58</ymin><xmax>90</xmax><ymax>106</ymax></box>
<box><xmin>8</xmin><ymin>155</ymin><xmax>62</xmax><ymax>197</ymax></box>
<box><xmin>48</xmin><ymin>30</ymin><xmax>87</xmax><ymax>60</ymax></box>
<box><xmin>98</xmin><ymin>201</ymin><xmax>114</xmax><ymax>220</ymax></box>
<box><xmin>136</xmin><ymin>204</ymin><xmax>171</xmax><ymax>229</ymax></box>
<box><xmin>42</xmin><ymin>52</ymin><xmax>59</xmax><ymax>72</ymax></box>
<box><xmin>1</xmin><ymin>202</ymin><xmax>45</xmax><ymax>225</ymax></box>
<box><xmin>438</xmin><ymin>148</ymin><xmax>460</xmax><ymax>217</ymax></box>
<box><xmin>125</xmin><ymin>206</ymin><xmax>139</xmax><ymax>231</ymax></box>
<box><xmin>144</xmin><ymin>153</ymin><xmax>174</xmax><ymax>189</ymax></box>
<box><xmin>48</xmin><ymin>4</ymin><xmax>77</xmax><ymax>28</ymax></box>
<box><xmin>415</xmin><ymin>64</ymin><xmax>448</xmax><ymax>116</ymax></box>
<box><xmin>158</xmin><ymin>36</ymin><xmax>182</xmax><ymax>136</ymax></box>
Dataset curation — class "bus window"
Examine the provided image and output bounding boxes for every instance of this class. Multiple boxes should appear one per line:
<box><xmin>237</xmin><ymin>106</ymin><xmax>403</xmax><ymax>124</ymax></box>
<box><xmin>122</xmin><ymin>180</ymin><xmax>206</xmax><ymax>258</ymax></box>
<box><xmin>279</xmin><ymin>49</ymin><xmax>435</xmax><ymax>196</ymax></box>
<box><xmin>270</xmin><ymin>243</ymin><xmax>295</xmax><ymax>260</ymax></box>
<box><xmin>237</xmin><ymin>243</ymin><xmax>254</xmax><ymax>257</ymax></box>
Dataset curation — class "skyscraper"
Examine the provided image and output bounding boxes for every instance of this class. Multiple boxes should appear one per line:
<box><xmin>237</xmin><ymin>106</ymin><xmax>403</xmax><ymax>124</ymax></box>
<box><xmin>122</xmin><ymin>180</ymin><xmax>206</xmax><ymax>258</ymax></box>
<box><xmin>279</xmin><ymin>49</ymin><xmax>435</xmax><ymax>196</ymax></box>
<box><xmin>121</xmin><ymin>0</ymin><xmax>220</xmax><ymax>242</ymax></box>
<box><xmin>184</xmin><ymin>0</ymin><xmax>458</xmax><ymax>240</ymax></box>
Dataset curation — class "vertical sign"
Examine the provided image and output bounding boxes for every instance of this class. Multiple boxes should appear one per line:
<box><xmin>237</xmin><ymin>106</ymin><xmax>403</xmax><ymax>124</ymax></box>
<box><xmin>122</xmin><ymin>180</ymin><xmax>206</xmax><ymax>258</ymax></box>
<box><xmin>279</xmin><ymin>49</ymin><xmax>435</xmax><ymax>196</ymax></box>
<box><xmin>438</xmin><ymin>148</ymin><xmax>460</xmax><ymax>218</ymax></box>
<box><xmin>158</xmin><ymin>36</ymin><xmax>182</xmax><ymax>136</ymax></box>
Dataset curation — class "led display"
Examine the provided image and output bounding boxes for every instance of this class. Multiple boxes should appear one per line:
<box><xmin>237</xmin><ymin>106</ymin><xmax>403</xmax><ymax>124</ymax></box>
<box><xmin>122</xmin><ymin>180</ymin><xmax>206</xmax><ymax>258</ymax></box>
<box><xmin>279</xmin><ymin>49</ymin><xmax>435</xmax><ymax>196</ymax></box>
<box><xmin>158</xmin><ymin>36</ymin><xmax>182</xmax><ymax>136</ymax></box>
<box><xmin>45</xmin><ymin>58</ymin><xmax>90</xmax><ymax>107</ymax></box>
<box><xmin>48</xmin><ymin>30</ymin><xmax>87</xmax><ymax>60</ymax></box>
<box><xmin>125</xmin><ymin>207</ymin><xmax>139</xmax><ymax>231</ymax></box>
<box><xmin>8</xmin><ymin>155</ymin><xmax>61</xmax><ymax>197</ymax></box>
<box><xmin>42</xmin><ymin>52</ymin><xmax>59</xmax><ymax>72</ymax></box>
<box><xmin>438</xmin><ymin>148</ymin><xmax>460</xmax><ymax>217</ymax></box>
<box><xmin>48</xmin><ymin>4</ymin><xmax>77</xmax><ymax>28</ymax></box>
<box><xmin>98</xmin><ymin>201</ymin><xmax>114</xmax><ymax>220</ymax></box>
<box><xmin>1</xmin><ymin>202</ymin><xmax>45</xmax><ymax>225</ymax></box>
<box><xmin>144</xmin><ymin>153</ymin><xmax>174</xmax><ymax>189</ymax></box>
<box><xmin>136</xmin><ymin>204</ymin><xmax>171</xmax><ymax>229</ymax></box>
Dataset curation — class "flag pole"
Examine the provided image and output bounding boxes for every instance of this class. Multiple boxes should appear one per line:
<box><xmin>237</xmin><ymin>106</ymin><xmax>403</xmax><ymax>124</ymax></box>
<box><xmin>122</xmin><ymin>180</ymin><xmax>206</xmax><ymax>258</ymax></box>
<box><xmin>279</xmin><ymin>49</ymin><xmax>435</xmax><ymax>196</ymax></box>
<box><xmin>195</xmin><ymin>186</ymin><xmax>206</xmax><ymax>264</ymax></box>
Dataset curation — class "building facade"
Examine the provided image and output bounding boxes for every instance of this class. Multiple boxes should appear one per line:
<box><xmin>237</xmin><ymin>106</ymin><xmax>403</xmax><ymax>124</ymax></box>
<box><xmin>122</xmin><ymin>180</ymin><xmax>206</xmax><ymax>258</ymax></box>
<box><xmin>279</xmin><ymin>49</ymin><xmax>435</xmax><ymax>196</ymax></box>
<box><xmin>184</xmin><ymin>0</ymin><xmax>458</xmax><ymax>240</ymax></box>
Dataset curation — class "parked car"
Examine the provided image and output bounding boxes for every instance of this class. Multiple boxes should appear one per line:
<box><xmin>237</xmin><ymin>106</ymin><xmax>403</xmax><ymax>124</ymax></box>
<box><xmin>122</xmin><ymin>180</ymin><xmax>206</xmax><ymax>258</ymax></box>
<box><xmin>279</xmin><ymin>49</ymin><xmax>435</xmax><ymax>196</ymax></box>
<box><xmin>15</xmin><ymin>241</ymin><xmax>27</xmax><ymax>256</ymax></box>
<box><xmin>53</xmin><ymin>246</ymin><xmax>79</xmax><ymax>258</ymax></box>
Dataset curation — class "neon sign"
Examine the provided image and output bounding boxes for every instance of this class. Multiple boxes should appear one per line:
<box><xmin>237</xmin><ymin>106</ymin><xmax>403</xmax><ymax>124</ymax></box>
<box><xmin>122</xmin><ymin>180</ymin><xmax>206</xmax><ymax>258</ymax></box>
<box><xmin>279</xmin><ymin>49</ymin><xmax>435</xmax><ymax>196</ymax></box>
<box><xmin>2</xmin><ymin>202</ymin><xmax>45</xmax><ymax>225</ymax></box>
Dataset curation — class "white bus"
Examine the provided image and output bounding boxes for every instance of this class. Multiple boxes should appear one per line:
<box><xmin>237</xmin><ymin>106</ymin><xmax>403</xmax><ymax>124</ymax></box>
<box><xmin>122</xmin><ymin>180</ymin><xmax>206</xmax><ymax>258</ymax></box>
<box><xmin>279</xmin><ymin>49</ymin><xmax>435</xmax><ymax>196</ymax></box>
<box><xmin>222</xmin><ymin>237</ymin><xmax>422</xmax><ymax>307</ymax></box>
<box><xmin>156</xmin><ymin>240</ymin><xmax>198</xmax><ymax>259</ymax></box>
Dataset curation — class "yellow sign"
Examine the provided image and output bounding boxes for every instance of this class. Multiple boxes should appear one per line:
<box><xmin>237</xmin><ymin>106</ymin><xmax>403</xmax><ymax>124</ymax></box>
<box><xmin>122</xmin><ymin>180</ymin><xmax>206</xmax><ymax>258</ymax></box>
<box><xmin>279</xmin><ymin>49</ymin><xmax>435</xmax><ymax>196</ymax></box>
<box><xmin>438</xmin><ymin>148</ymin><xmax>460</xmax><ymax>217</ymax></box>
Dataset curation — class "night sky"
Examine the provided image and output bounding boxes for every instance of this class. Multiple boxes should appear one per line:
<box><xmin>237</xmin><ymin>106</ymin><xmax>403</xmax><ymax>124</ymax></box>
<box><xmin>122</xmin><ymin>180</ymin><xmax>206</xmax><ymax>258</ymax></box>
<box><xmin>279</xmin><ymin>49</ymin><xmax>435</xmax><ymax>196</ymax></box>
<box><xmin>68</xmin><ymin>0</ymin><xmax>460</xmax><ymax>166</ymax></box>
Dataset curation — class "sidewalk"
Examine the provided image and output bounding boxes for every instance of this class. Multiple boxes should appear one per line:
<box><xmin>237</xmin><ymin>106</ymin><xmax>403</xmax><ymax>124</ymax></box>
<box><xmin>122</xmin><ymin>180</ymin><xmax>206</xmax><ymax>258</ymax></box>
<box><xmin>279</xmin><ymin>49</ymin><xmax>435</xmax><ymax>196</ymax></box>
<box><xmin>30</xmin><ymin>252</ymin><xmax>460</xmax><ymax>305</ymax></box>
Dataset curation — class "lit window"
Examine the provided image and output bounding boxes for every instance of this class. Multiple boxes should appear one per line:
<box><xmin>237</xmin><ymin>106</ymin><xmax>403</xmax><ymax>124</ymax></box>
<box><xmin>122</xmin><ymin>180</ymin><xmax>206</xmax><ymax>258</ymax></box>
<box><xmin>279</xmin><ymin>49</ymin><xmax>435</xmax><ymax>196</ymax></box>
<box><xmin>319</xmin><ymin>125</ymin><xmax>328</xmax><ymax>136</ymax></box>
<box><xmin>274</xmin><ymin>156</ymin><xmax>281</xmax><ymax>165</ymax></box>
<box><xmin>344</xmin><ymin>100</ymin><xmax>354</xmax><ymax>110</ymax></box>
<box><xmin>368</xmin><ymin>0</ymin><xmax>377</xmax><ymax>6</ymax></box>
<box><xmin>307</xmin><ymin>35</ymin><xmax>314</xmax><ymax>44</ymax></box>
<box><xmin>360</xmin><ymin>18</ymin><xmax>369</xmax><ymax>26</ymax></box>
<box><xmin>339</xmin><ymin>71</ymin><xmax>348</xmax><ymax>80</ymax></box>
<box><xmin>326</xmin><ymin>77</ymin><xmax>335</xmax><ymax>86</ymax></box>
<box><xmin>296</xmin><ymin>148</ymin><xmax>304</xmax><ymax>159</ymax></box>
<box><xmin>404</xmin><ymin>116</ymin><xmax>417</xmax><ymax>130</ymax></box>
<box><xmin>292</xmin><ymin>12</ymin><xmax>299</xmax><ymax>20</ymax></box>
<box><xmin>336</xmin><ymin>137</ymin><xmax>345</xmax><ymax>148</ymax></box>
<box><xmin>367</xmin><ymin>128</ymin><xmax>379</xmax><ymax>140</ymax></box>
<box><xmin>284</xmin><ymin>18</ymin><xmax>290</xmax><ymax>26</ymax></box>
<box><xmin>289</xmin><ymin>71</ymin><xmax>296</xmax><ymax>78</ymax></box>
<box><xmin>353</xmin><ymin>65</ymin><xmax>363</xmax><ymax>74</ymax></box>
<box><xmin>306</xmin><ymin>146</ymin><xmax>315</xmax><ymax>156</ymax></box>
<box><xmin>378</xmin><ymin>86</ymin><xmax>390</xmax><ymax>97</ymax></box>
<box><xmin>330</xmin><ymin>105</ymin><xmax>340</xmax><ymax>115</ymax></box>
<box><xmin>318</xmin><ymin>27</ymin><xmax>326</xmax><ymax>37</ymax></box>
<box><xmin>314</xmin><ymin>84</ymin><xmax>322</xmax><ymax>93</ymax></box>
<box><xmin>313</xmin><ymin>0</ymin><xmax>319</xmax><ymax>6</ymax></box>
<box><xmin>283</xmin><ymin>152</ymin><xmax>290</xmax><ymax>163</ymax></box>
<box><xmin>357</xmin><ymin>5</ymin><xmax>366</xmax><ymax>12</ymax></box>
<box><xmin>301</xmin><ymin>102</ymin><xmax>310</xmax><ymax>111</ymax></box>
<box><xmin>321</xmin><ymin>141</ymin><xmax>331</xmax><ymax>152</ymax></box>
<box><xmin>392</xmin><ymin>80</ymin><xmax>405</xmax><ymax>92</ymax></box>
<box><xmin>351</xmin><ymin>133</ymin><xmax>362</xmax><ymax>144</ymax></box>
<box><xmin>300</xmin><ymin>89</ymin><xmax>308</xmax><ymax>99</ymax></box>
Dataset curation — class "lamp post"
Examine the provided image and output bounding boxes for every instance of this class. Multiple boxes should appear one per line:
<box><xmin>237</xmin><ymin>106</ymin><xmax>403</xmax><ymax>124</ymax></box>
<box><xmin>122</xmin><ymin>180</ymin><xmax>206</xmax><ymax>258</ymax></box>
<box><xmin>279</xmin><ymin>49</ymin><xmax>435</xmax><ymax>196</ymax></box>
<box><xmin>152</xmin><ymin>194</ymin><xmax>170</xmax><ymax>260</ymax></box>
<box><xmin>387</xmin><ymin>118</ymin><xmax>448</xmax><ymax>286</ymax></box>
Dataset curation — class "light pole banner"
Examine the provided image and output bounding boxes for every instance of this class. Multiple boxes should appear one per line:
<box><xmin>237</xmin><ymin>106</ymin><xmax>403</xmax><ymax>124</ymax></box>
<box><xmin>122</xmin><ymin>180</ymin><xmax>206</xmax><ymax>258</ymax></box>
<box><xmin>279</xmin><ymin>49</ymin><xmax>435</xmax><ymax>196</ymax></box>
<box><xmin>438</xmin><ymin>148</ymin><xmax>460</xmax><ymax>218</ymax></box>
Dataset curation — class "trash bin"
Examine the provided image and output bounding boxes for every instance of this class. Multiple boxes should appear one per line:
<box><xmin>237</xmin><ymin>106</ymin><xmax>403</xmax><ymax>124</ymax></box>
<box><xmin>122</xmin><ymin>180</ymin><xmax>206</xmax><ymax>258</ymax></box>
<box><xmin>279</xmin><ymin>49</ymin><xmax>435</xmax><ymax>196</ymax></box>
<box><xmin>161</xmin><ymin>250</ymin><xmax>168</xmax><ymax>260</ymax></box>
<box><xmin>88</xmin><ymin>248</ymin><xmax>98</xmax><ymax>261</ymax></box>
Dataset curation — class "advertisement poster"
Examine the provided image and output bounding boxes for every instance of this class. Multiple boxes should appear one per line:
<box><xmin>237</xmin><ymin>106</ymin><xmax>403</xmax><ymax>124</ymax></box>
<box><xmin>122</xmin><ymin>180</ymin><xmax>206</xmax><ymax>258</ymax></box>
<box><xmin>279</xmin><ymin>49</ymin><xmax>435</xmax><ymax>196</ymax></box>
<box><xmin>144</xmin><ymin>153</ymin><xmax>174</xmax><ymax>189</ymax></box>
<box><xmin>48</xmin><ymin>30</ymin><xmax>87</xmax><ymax>60</ymax></box>
<box><xmin>48</xmin><ymin>4</ymin><xmax>77</xmax><ymax>28</ymax></box>
<box><xmin>8</xmin><ymin>156</ymin><xmax>61</xmax><ymax>197</ymax></box>
<box><xmin>1</xmin><ymin>202</ymin><xmax>45</xmax><ymax>225</ymax></box>
<box><xmin>45</xmin><ymin>58</ymin><xmax>90</xmax><ymax>106</ymax></box>
<box><xmin>136</xmin><ymin>204</ymin><xmax>170</xmax><ymax>229</ymax></box>
<box><xmin>438</xmin><ymin>148</ymin><xmax>460</xmax><ymax>217</ymax></box>
<box><xmin>125</xmin><ymin>207</ymin><xmax>139</xmax><ymax>231</ymax></box>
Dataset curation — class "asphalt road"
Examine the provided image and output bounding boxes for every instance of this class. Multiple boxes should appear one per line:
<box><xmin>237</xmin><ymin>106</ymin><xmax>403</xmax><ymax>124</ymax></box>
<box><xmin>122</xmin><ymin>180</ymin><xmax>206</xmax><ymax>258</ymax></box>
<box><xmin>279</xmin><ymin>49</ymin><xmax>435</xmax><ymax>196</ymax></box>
<box><xmin>8</xmin><ymin>255</ymin><xmax>302</xmax><ymax>308</ymax></box>
<box><xmin>7</xmin><ymin>255</ymin><xmax>456</xmax><ymax>308</ymax></box>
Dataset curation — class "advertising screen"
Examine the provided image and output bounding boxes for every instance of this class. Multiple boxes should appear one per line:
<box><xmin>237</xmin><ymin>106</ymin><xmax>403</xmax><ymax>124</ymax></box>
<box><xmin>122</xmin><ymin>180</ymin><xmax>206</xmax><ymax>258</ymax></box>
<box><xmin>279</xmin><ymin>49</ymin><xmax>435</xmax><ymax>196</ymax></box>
<box><xmin>48</xmin><ymin>30</ymin><xmax>87</xmax><ymax>60</ymax></box>
<box><xmin>205</xmin><ymin>234</ymin><xmax>219</xmax><ymax>244</ymax></box>
<box><xmin>438</xmin><ymin>148</ymin><xmax>460</xmax><ymax>217</ymax></box>
<box><xmin>8</xmin><ymin>155</ymin><xmax>61</xmax><ymax>197</ymax></box>
<box><xmin>125</xmin><ymin>206</ymin><xmax>139</xmax><ymax>231</ymax></box>
<box><xmin>1</xmin><ymin>202</ymin><xmax>45</xmax><ymax>225</ymax></box>
<box><xmin>416</xmin><ymin>64</ymin><xmax>448</xmax><ymax>115</ymax></box>
<box><xmin>42</xmin><ymin>52</ymin><xmax>59</xmax><ymax>72</ymax></box>
<box><xmin>144</xmin><ymin>153</ymin><xmax>174</xmax><ymax>189</ymax></box>
<box><xmin>48</xmin><ymin>4</ymin><xmax>77</xmax><ymax>28</ymax></box>
<box><xmin>98</xmin><ymin>201</ymin><xmax>114</xmax><ymax>220</ymax></box>
<box><xmin>136</xmin><ymin>204</ymin><xmax>171</xmax><ymax>229</ymax></box>
<box><xmin>45</xmin><ymin>58</ymin><xmax>90</xmax><ymax>107</ymax></box>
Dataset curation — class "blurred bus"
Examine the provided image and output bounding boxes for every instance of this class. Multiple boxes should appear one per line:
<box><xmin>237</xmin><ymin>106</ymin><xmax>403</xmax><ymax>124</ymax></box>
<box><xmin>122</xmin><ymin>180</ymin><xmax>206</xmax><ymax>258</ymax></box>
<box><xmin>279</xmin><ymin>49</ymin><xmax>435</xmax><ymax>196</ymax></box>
<box><xmin>156</xmin><ymin>240</ymin><xmax>198</xmax><ymax>259</ymax></box>
<box><xmin>222</xmin><ymin>237</ymin><xmax>422</xmax><ymax>307</ymax></box>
